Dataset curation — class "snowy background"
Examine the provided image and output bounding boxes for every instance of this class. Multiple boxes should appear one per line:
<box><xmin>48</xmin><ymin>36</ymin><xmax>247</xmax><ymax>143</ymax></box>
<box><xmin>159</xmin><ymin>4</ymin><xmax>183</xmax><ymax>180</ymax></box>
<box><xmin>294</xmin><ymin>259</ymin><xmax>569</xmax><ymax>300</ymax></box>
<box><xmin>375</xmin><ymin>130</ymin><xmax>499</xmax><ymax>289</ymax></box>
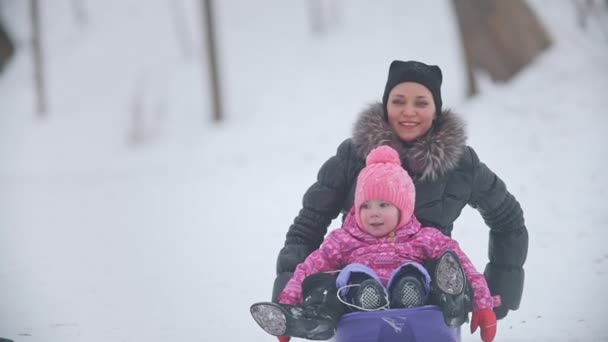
<box><xmin>1</xmin><ymin>1</ymin><xmax>607</xmax><ymax>341</ymax></box>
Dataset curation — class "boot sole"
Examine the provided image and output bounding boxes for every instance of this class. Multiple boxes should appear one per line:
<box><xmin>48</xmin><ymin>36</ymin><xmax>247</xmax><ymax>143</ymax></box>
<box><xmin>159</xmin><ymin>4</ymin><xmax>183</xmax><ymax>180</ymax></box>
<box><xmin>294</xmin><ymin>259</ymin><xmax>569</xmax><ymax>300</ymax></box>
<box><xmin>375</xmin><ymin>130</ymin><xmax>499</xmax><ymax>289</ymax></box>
<box><xmin>390</xmin><ymin>276</ymin><xmax>425</xmax><ymax>308</ymax></box>
<box><xmin>250</xmin><ymin>302</ymin><xmax>288</xmax><ymax>336</ymax></box>
<box><xmin>250</xmin><ymin>302</ymin><xmax>336</xmax><ymax>340</ymax></box>
<box><xmin>434</xmin><ymin>251</ymin><xmax>467</xmax><ymax>327</ymax></box>
<box><xmin>354</xmin><ymin>279</ymin><xmax>388</xmax><ymax>310</ymax></box>
<box><xmin>435</xmin><ymin>251</ymin><xmax>465</xmax><ymax>295</ymax></box>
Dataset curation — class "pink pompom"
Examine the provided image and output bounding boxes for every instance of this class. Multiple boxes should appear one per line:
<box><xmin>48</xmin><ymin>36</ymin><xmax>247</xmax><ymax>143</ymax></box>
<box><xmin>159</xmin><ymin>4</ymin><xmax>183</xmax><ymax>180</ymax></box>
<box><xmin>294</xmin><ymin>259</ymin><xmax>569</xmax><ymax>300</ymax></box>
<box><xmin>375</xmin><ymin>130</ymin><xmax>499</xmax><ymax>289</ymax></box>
<box><xmin>366</xmin><ymin>145</ymin><xmax>401</xmax><ymax>166</ymax></box>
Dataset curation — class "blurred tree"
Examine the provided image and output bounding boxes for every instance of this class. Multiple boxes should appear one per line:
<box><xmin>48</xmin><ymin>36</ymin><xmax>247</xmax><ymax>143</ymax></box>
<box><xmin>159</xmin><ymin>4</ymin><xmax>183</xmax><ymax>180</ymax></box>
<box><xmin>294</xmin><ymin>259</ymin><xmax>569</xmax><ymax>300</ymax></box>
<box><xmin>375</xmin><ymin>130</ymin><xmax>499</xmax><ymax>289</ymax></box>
<box><xmin>453</xmin><ymin>0</ymin><xmax>553</xmax><ymax>96</ymax></box>
<box><xmin>0</xmin><ymin>10</ymin><xmax>15</xmax><ymax>73</ymax></box>
<box><xmin>307</xmin><ymin>0</ymin><xmax>340</xmax><ymax>35</ymax></box>
<box><xmin>128</xmin><ymin>72</ymin><xmax>166</xmax><ymax>145</ymax></box>
<box><xmin>201</xmin><ymin>0</ymin><xmax>222</xmax><ymax>122</ymax></box>
<box><xmin>170</xmin><ymin>0</ymin><xmax>194</xmax><ymax>59</ymax></box>
<box><xmin>31</xmin><ymin>0</ymin><xmax>46</xmax><ymax>115</ymax></box>
<box><xmin>572</xmin><ymin>0</ymin><xmax>608</xmax><ymax>40</ymax></box>
<box><xmin>70</xmin><ymin>0</ymin><xmax>88</xmax><ymax>28</ymax></box>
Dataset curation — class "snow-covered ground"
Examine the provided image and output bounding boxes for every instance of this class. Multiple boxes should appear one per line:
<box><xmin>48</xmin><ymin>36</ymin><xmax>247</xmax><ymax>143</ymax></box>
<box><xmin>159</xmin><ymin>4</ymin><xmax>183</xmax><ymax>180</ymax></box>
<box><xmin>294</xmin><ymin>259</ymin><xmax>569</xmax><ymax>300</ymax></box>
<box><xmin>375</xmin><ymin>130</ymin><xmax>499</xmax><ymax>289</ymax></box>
<box><xmin>0</xmin><ymin>1</ymin><xmax>607</xmax><ymax>341</ymax></box>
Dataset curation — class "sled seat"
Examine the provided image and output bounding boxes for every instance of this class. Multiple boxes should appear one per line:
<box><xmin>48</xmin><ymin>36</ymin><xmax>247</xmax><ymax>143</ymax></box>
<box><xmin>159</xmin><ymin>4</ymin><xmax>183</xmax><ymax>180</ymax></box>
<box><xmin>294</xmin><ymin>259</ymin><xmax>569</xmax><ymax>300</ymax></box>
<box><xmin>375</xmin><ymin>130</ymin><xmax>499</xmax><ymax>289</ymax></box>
<box><xmin>335</xmin><ymin>305</ymin><xmax>461</xmax><ymax>342</ymax></box>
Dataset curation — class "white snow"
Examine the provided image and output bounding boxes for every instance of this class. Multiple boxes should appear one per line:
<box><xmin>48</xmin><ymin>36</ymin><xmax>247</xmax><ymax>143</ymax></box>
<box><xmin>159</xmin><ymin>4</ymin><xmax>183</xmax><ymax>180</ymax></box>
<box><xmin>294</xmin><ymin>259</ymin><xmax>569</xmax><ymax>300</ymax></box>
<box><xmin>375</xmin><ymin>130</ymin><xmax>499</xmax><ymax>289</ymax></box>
<box><xmin>0</xmin><ymin>1</ymin><xmax>607</xmax><ymax>341</ymax></box>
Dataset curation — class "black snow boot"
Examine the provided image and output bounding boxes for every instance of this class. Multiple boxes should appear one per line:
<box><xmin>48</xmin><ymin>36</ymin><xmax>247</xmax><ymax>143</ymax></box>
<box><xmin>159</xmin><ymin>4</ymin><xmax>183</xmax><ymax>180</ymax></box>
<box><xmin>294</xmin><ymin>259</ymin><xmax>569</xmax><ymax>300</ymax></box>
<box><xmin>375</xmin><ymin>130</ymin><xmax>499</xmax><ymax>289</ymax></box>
<box><xmin>352</xmin><ymin>278</ymin><xmax>389</xmax><ymax>310</ymax></box>
<box><xmin>250</xmin><ymin>273</ymin><xmax>344</xmax><ymax>340</ymax></box>
<box><xmin>428</xmin><ymin>250</ymin><xmax>472</xmax><ymax>327</ymax></box>
<box><xmin>390</xmin><ymin>274</ymin><xmax>426</xmax><ymax>309</ymax></box>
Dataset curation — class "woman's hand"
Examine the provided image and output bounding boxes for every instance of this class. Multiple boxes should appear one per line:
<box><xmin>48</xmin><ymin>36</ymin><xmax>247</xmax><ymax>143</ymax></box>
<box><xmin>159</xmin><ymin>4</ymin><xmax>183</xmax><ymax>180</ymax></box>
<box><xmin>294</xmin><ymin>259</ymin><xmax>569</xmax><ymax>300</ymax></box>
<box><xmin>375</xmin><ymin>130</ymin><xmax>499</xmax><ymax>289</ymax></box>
<box><xmin>471</xmin><ymin>308</ymin><xmax>497</xmax><ymax>342</ymax></box>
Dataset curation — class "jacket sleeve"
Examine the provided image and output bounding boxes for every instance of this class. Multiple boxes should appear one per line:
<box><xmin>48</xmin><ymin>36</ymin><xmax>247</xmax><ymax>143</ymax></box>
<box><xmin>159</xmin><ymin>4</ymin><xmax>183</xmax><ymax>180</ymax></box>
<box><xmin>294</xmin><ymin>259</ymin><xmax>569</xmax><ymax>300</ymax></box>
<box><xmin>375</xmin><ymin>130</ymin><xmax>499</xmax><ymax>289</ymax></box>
<box><xmin>276</xmin><ymin>139</ymin><xmax>357</xmax><ymax>275</ymax></box>
<box><xmin>467</xmin><ymin>146</ymin><xmax>528</xmax><ymax>315</ymax></box>
<box><xmin>278</xmin><ymin>231</ymin><xmax>345</xmax><ymax>305</ymax></box>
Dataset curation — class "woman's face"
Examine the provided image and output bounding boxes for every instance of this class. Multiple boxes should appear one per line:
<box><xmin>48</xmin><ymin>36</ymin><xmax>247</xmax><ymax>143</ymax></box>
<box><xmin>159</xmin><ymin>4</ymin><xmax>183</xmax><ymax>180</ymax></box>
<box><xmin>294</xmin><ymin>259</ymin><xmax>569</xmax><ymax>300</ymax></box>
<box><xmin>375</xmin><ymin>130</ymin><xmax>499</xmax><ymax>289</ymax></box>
<box><xmin>386</xmin><ymin>82</ymin><xmax>436</xmax><ymax>142</ymax></box>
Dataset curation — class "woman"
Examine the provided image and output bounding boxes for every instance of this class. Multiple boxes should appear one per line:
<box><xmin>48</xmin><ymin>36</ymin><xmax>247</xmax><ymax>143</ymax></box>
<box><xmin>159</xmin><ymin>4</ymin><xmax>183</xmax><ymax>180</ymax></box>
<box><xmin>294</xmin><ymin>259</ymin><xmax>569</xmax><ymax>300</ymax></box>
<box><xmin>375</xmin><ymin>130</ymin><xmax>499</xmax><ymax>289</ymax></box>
<box><xmin>272</xmin><ymin>60</ymin><xmax>528</xmax><ymax>320</ymax></box>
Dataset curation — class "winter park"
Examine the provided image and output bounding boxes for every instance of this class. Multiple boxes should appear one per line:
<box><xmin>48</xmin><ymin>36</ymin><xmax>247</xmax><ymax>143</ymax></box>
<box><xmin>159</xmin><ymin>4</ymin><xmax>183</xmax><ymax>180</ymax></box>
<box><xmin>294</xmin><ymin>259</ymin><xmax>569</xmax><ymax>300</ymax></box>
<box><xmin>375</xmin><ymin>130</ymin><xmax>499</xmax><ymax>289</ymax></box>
<box><xmin>0</xmin><ymin>1</ymin><xmax>607</xmax><ymax>341</ymax></box>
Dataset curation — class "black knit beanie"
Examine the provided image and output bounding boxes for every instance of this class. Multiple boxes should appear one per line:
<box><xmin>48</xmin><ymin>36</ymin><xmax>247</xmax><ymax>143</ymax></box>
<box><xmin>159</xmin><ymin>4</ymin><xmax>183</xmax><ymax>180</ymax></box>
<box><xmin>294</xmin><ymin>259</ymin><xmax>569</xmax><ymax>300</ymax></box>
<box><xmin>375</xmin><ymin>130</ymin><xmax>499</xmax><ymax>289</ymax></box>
<box><xmin>381</xmin><ymin>60</ymin><xmax>443</xmax><ymax>118</ymax></box>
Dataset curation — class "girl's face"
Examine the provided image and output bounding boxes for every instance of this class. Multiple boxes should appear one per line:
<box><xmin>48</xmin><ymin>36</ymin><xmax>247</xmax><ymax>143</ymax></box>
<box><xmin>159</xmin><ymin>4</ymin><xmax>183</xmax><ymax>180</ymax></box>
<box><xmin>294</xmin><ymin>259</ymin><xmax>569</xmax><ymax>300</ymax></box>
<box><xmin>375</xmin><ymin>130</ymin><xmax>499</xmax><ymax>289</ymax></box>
<box><xmin>359</xmin><ymin>199</ymin><xmax>400</xmax><ymax>237</ymax></box>
<box><xmin>386</xmin><ymin>82</ymin><xmax>436</xmax><ymax>142</ymax></box>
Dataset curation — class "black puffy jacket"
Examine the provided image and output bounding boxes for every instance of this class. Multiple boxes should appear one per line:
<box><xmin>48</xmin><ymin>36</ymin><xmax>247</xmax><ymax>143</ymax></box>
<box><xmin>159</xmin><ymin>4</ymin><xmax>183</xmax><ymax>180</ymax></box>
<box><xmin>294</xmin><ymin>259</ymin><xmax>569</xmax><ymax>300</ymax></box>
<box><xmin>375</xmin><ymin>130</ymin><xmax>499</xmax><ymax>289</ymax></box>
<box><xmin>274</xmin><ymin>103</ymin><xmax>528</xmax><ymax>318</ymax></box>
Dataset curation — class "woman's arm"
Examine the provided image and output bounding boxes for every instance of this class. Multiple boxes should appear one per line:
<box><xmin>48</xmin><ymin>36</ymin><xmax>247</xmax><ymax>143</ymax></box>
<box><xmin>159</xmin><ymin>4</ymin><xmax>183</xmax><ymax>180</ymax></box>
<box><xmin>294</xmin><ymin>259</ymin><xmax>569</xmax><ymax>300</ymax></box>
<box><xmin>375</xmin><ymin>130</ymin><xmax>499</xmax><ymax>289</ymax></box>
<box><xmin>467</xmin><ymin>146</ymin><xmax>528</xmax><ymax>318</ymax></box>
<box><xmin>278</xmin><ymin>231</ymin><xmax>345</xmax><ymax>305</ymax></box>
<box><xmin>273</xmin><ymin>139</ymin><xmax>359</xmax><ymax>301</ymax></box>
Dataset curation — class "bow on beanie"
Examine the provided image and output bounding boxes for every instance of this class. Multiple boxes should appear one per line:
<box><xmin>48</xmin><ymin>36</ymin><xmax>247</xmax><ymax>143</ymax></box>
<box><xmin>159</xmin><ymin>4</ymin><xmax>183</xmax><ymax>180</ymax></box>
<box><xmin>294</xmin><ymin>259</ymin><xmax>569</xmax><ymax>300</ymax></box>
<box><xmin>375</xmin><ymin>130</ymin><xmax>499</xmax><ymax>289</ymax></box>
<box><xmin>471</xmin><ymin>308</ymin><xmax>497</xmax><ymax>342</ymax></box>
<box><xmin>354</xmin><ymin>145</ymin><xmax>416</xmax><ymax>230</ymax></box>
<box><xmin>381</xmin><ymin>60</ymin><xmax>443</xmax><ymax>117</ymax></box>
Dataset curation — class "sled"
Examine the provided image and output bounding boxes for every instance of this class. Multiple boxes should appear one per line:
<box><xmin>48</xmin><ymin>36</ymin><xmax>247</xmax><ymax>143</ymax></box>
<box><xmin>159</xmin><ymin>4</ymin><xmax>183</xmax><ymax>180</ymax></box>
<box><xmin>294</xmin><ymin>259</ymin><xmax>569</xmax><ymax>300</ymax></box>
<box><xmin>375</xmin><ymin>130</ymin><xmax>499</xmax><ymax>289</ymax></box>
<box><xmin>251</xmin><ymin>301</ymin><xmax>461</xmax><ymax>342</ymax></box>
<box><xmin>334</xmin><ymin>305</ymin><xmax>461</xmax><ymax>342</ymax></box>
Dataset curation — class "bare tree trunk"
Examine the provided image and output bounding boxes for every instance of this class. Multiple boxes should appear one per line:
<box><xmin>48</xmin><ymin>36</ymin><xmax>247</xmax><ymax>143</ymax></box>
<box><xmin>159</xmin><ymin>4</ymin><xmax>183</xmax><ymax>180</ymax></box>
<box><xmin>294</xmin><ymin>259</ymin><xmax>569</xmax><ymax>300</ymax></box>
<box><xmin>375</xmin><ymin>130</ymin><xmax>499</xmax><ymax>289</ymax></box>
<box><xmin>308</xmin><ymin>0</ymin><xmax>324</xmax><ymax>34</ymax></box>
<box><xmin>70</xmin><ymin>0</ymin><xmax>88</xmax><ymax>27</ymax></box>
<box><xmin>201</xmin><ymin>0</ymin><xmax>222</xmax><ymax>122</ymax></box>
<box><xmin>0</xmin><ymin>20</ymin><xmax>15</xmax><ymax>73</ymax></box>
<box><xmin>31</xmin><ymin>0</ymin><xmax>47</xmax><ymax>116</ymax></box>
<box><xmin>170</xmin><ymin>0</ymin><xmax>193</xmax><ymax>59</ymax></box>
<box><xmin>572</xmin><ymin>0</ymin><xmax>608</xmax><ymax>41</ymax></box>
<box><xmin>128</xmin><ymin>71</ymin><xmax>166</xmax><ymax>145</ymax></box>
<box><xmin>307</xmin><ymin>0</ymin><xmax>340</xmax><ymax>35</ymax></box>
<box><xmin>453</xmin><ymin>0</ymin><xmax>552</xmax><ymax>96</ymax></box>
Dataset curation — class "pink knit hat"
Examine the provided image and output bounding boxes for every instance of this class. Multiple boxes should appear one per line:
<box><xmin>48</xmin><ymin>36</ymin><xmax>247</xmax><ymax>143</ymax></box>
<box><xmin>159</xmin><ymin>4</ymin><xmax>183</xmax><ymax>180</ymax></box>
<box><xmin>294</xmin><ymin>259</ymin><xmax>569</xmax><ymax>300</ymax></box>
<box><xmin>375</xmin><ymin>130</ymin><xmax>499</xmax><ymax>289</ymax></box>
<box><xmin>354</xmin><ymin>145</ymin><xmax>416</xmax><ymax>230</ymax></box>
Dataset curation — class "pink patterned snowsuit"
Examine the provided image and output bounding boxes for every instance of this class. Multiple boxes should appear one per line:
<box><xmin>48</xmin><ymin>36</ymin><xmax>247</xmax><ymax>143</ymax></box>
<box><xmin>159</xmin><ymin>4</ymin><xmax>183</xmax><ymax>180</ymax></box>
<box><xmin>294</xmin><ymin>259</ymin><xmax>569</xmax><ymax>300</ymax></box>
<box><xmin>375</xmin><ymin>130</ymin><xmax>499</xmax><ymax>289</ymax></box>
<box><xmin>279</xmin><ymin>209</ymin><xmax>496</xmax><ymax>311</ymax></box>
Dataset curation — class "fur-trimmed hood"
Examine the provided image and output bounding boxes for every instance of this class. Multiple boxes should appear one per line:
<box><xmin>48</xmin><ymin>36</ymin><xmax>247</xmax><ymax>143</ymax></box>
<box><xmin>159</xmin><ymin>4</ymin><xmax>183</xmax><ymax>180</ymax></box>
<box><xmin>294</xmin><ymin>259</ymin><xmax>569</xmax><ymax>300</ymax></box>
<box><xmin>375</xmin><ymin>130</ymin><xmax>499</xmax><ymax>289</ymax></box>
<box><xmin>352</xmin><ymin>102</ymin><xmax>467</xmax><ymax>181</ymax></box>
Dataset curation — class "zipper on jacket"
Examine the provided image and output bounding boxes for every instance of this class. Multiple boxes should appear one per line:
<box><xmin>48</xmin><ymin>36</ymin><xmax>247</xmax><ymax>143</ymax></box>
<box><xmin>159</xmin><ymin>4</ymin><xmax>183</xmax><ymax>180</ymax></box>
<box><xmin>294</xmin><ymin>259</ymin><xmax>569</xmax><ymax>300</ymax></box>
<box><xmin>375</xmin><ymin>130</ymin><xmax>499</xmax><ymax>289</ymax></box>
<box><xmin>388</xmin><ymin>231</ymin><xmax>396</xmax><ymax>243</ymax></box>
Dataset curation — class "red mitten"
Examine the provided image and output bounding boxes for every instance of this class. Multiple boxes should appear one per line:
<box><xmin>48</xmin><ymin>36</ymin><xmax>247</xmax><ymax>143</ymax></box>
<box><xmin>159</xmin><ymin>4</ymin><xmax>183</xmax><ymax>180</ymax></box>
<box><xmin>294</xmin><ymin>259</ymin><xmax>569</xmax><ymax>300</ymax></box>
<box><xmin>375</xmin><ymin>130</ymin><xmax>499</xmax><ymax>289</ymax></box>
<box><xmin>470</xmin><ymin>308</ymin><xmax>497</xmax><ymax>342</ymax></box>
<box><xmin>278</xmin><ymin>336</ymin><xmax>290</xmax><ymax>342</ymax></box>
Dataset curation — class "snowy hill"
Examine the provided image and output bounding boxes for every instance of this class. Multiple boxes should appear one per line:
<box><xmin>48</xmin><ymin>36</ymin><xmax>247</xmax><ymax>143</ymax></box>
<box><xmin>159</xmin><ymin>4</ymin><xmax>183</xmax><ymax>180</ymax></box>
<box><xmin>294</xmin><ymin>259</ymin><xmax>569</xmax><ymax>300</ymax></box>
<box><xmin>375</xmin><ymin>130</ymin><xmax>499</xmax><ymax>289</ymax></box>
<box><xmin>0</xmin><ymin>1</ymin><xmax>607</xmax><ymax>341</ymax></box>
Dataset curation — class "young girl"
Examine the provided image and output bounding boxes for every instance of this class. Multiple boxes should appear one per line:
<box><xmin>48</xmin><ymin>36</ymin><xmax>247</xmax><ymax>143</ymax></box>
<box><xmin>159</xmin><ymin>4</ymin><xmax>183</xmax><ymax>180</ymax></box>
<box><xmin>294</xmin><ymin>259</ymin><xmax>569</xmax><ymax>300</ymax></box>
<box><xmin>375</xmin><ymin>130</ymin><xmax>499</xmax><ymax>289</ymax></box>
<box><xmin>252</xmin><ymin>146</ymin><xmax>499</xmax><ymax>342</ymax></box>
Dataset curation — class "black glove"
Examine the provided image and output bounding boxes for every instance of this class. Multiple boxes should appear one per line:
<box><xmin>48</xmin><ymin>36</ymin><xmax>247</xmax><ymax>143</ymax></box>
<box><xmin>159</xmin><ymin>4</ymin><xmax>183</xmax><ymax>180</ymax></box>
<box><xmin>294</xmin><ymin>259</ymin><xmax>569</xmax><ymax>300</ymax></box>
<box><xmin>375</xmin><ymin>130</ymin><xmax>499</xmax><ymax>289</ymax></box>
<box><xmin>493</xmin><ymin>305</ymin><xmax>509</xmax><ymax>320</ymax></box>
<box><xmin>272</xmin><ymin>244</ymin><xmax>314</xmax><ymax>302</ymax></box>
<box><xmin>484</xmin><ymin>263</ymin><xmax>525</xmax><ymax>320</ymax></box>
<box><xmin>272</xmin><ymin>272</ymin><xmax>294</xmax><ymax>302</ymax></box>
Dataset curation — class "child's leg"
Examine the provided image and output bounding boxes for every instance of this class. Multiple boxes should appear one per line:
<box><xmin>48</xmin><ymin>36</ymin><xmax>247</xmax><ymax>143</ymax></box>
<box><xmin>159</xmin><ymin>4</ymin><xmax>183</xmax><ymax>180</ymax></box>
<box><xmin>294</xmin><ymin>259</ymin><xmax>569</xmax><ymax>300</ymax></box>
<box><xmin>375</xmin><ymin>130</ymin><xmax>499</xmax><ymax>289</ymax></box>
<box><xmin>387</xmin><ymin>262</ymin><xmax>431</xmax><ymax>308</ymax></box>
<box><xmin>336</xmin><ymin>263</ymin><xmax>388</xmax><ymax>311</ymax></box>
<box><xmin>426</xmin><ymin>250</ymin><xmax>473</xmax><ymax>327</ymax></box>
<box><xmin>301</xmin><ymin>272</ymin><xmax>344</xmax><ymax>320</ymax></box>
<box><xmin>251</xmin><ymin>301</ymin><xmax>337</xmax><ymax>340</ymax></box>
<box><xmin>250</xmin><ymin>273</ymin><xmax>343</xmax><ymax>340</ymax></box>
